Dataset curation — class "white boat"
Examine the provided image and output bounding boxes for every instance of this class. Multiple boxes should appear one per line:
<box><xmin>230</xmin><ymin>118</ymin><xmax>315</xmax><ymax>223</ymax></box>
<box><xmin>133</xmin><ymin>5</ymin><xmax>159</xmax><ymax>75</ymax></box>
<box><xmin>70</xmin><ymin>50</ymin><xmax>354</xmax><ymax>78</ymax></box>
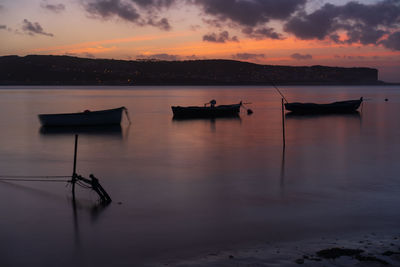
<box><xmin>38</xmin><ymin>107</ymin><xmax>129</xmax><ymax>126</ymax></box>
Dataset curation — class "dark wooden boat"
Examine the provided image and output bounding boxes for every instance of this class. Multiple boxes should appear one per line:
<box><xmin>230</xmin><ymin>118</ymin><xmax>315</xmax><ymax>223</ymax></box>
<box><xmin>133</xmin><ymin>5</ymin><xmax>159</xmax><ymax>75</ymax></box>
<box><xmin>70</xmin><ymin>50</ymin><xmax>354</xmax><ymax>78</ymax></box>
<box><xmin>284</xmin><ymin>97</ymin><xmax>363</xmax><ymax>114</ymax></box>
<box><xmin>171</xmin><ymin>101</ymin><xmax>241</xmax><ymax>118</ymax></box>
<box><xmin>38</xmin><ymin>107</ymin><xmax>128</xmax><ymax>126</ymax></box>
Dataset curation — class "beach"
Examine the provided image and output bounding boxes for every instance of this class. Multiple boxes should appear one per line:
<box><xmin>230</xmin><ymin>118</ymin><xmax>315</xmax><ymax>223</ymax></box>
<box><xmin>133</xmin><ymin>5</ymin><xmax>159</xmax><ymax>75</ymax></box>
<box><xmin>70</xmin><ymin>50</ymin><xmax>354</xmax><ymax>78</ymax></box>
<box><xmin>165</xmin><ymin>230</ymin><xmax>400</xmax><ymax>266</ymax></box>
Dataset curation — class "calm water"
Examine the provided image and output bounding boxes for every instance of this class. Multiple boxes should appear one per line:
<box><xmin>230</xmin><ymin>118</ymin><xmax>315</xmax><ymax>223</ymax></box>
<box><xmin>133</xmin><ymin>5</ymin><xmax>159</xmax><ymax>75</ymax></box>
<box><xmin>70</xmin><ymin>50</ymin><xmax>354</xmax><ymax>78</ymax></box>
<box><xmin>0</xmin><ymin>85</ymin><xmax>399</xmax><ymax>266</ymax></box>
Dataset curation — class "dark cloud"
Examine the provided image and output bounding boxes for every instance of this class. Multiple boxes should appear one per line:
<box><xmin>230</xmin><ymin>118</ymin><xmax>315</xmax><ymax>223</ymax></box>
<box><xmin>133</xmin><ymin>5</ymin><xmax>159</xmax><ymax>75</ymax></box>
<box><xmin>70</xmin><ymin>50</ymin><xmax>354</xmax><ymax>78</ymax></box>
<box><xmin>190</xmin><ymin>24</ymin><xmax>201</xmax><ymax>31</ymax></box>
<box><xmin>232</xmin><ymin>53</ymin><xmax>265</xmax><ymax>60</ymax></box>
<box><xmin>193</xmin><ymin>0</ymin><xmax>305</xmax><ymax>41</ymax></box>
<box><xmin>194</xmin><ymin>0</ymin><xmax>306</xmax><ymax>27</ymax></box>
<box><xmin>131</xmin><ymin>0</ymin><xmax>175</xmax><ymax>9</ymax></box>
<box><xmin>290</xmin><ymin>53</ymin><xmax>312</xmax><ymax>60</ymax></box>
<box><xmin>81</xmin><ymin>0</ymin><xmax>177</xmax><ymax>30</ymax></box>
<box><xmin>284</xmin><ymin>0</ymin><xmax>400</xmax><ymax>47</ymax></box>
<box><xmin>82</xmin><ymin>0</ymin><xmax>141</xmax><ymax>22</ymax></box>
<box><xmin>284</xmin><ymin>4</ymin><xmax>336</xmax><ymax>40</ymax></box>
<box><xmin>242</xmin><ymin>27</ymin><xmax>283</xmax><ymax>40</ymax></box>
<box><xmin>334</xmin><ymin>54</ymin><xmax>378</xmax><ymax>60</ymax></box>
<box><xmin>380</xmin><ymin>31</ymin><xmax>400</xmax><ymax>51</ymax></box>
<box><xmin>77</xmin><ymin>0</ymin><xmax>400</xmax><ymax>50</ymax></box>
<box><xmin>137</xmin><ymin>53</ymin><xmax>180</xmax><ymax>60</ymax></box>
<box><xmin>41</xmin><ymin>2</ymin><xmax>66</xmax><ymax>13</ymax></box>
<box><xmin>22</xmin><ymin>19</ymin><xmax>54</xmax><ymax>37</ymax></box>
<box><xmin>203</xmin><ymin>31</ymin><xmax>238</xmax><ymax>43</ymax></box>
<box><xmin>202</xmin><ymin>18</ymin><xmax>223</xmax><ymax>28</ymax></box>
<box><xmin>147</xmin><ymin>17</ymin><xmax>171</xmax><ymax>31</ymax></box>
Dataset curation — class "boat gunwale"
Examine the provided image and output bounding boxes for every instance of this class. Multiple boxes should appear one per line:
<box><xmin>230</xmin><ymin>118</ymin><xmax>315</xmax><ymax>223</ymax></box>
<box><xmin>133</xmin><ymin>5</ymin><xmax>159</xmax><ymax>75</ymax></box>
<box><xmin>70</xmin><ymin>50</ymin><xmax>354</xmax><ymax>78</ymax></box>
<box><xmin>171</xmin><ymin>103</ymin><xmax>241</xmax><ymax>109</ymax></box>
<box><xmin>38</xmin><ymin>106</ymin><xmax>126</xmax><ymax>117</ymax></box>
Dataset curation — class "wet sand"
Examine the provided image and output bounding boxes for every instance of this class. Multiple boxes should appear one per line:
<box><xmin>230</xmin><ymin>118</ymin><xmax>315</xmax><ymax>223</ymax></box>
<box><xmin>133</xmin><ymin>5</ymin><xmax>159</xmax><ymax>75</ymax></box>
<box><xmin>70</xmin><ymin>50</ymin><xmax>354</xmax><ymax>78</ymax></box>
<box><xmin>161</xmin><ymin>230</ymin><xmax>400</xmax><ymax>266</ymax></box>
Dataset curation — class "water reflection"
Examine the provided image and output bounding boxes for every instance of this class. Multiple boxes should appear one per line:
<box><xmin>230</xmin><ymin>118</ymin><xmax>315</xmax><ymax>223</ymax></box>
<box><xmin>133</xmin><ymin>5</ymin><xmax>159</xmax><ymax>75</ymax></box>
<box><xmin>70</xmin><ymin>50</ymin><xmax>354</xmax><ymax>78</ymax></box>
<box><xmin>172</xmin><ymin>116</ymin><xmax>242</xmax><ymax>132</ymax></box>
<box><xmin>70</xmin><ymin>197</ymin><xmax>111</xmax><ymax>246</ymax></box>
<box><xmin>71</xmin><ymin>198</ymin><xmax>81</xmax><ymax>246</ymax></box>
<box><xmin>285</xmin><ymin>111</ymin><xmax>361</xmax><ymax>120</ymax></box>
<box><xmin>280</xmin><ymin>147</ymin><xmax>286</xmax><ymax>197</ymax></box>
<box><xmin>172</xmin><ymin>116</ymin><xmax>241</xmax><ymax>122</ymax></box>
<box><xmin>284</xmin><ymin>111</ymin><xmax>362</xmax><ymax>146</ymax></box>
<box><xmin>39</xmin><ymin>125</ymin><xmax>125</xmax><ymax>139</ymax></box>
<box><xmin>0</xmin><ymin>180</ymin><xmax>66</xmax><ymax>201</ymax></box>
<box><xmin>2</xmin><ymin>86</ymin><xmax>400</xmax><ymax>266</ymax></box>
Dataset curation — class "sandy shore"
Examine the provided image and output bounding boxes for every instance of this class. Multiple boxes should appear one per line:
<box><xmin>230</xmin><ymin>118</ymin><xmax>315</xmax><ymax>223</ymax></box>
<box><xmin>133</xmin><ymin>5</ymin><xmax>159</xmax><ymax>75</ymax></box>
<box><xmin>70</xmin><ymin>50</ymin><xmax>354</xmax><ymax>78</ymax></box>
<box><xmin>157</xmin><ymin>231</ymin><xmax>400</xmax><ymax>266</ymax></box>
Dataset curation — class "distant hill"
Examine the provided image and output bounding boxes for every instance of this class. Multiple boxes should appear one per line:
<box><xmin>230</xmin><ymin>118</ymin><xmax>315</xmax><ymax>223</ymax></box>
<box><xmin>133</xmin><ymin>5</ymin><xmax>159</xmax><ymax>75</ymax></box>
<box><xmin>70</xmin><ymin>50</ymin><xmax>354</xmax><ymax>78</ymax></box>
<box><xmin>0</xmin><ymin>55</ymin><xmax>382</xmax><ymax>85</ymax></box>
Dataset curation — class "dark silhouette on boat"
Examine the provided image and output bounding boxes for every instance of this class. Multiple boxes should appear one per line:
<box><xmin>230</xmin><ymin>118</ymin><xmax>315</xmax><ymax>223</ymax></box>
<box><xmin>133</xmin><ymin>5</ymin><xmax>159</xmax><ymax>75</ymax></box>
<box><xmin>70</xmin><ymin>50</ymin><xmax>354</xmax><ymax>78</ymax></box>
<box><xmin>284</xmin><ymin>97</ymin><xmax>363</xmax><ymax>114</ymax></box>
<box><xmin>171</xmin><ymin>100</ymin><xmax>242</xmax><ymax>118</ymax></box>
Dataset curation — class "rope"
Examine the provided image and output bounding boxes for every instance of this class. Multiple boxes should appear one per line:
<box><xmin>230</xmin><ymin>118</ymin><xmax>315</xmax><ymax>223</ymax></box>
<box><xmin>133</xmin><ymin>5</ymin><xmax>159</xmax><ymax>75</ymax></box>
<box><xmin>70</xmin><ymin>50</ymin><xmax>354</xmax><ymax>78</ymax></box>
<box><xmin>0</xmin><ymin>178</ymin><xmax>69</xmax><ymax>182</ymax></box>
<box><xmin>270</xmin><ymin>80</ymin><xmax>289</xmax><ymax>103</ymax></box>
<box><xmin>76</xmin><ymin>180</ymin><xmax>92</xmax><ymax>189</ymax></box>
<box><xmin>123</xmin><ymin>107</ymin><xmax>132</xmax><ymax>124</ymax></box>
<box><xmin>0</xmin><ymin>174</ymin><xmax>71</xmax><ymax>183</ymax></box>
<box><xmin>0</xmin><ymin>175</ymin><xmax>70</xmax><ymax>178</ymax></box>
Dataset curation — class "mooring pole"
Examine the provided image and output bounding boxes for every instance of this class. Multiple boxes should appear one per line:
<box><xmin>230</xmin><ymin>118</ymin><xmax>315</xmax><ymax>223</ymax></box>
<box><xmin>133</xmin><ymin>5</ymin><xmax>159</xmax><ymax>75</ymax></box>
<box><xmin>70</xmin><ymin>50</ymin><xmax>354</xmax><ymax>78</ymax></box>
<box><xmin>281</xmin><ymin>98</ymin><xmax>286</xmax><ymax>148</ymax></box>
<box><xmin>71</xmin><ymin>134</ymin><xmax>79</xmax><ymax>200</ymax></box>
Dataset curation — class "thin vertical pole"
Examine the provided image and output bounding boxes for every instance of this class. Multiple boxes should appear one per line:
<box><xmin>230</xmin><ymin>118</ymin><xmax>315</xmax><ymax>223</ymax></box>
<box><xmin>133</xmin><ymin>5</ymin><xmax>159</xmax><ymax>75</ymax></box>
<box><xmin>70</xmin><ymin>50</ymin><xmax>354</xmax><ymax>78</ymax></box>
<box><xmin>281</xmin><ymin>98</ymin><xmax>286</xmax><ymax>148</ymax></box>
<box><xmin>72</xmin><ymin>134</ymin><xmax>78</xmax><ymax>199</ymax></box>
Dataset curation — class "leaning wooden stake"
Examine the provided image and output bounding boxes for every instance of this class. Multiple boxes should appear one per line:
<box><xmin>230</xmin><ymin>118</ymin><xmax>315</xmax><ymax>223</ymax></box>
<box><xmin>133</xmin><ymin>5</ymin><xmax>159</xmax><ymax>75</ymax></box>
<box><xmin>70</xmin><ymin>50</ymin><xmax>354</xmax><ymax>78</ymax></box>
<box><xmin>90</xmin><ymin>174</ymin><xmax>112</xmax><ymax>203</ymax></box>
<box><xmin>281</xmin><ymin>98</ymin><xmax>286</xmax><ymax>148</ymax></box>
<box><xmin>70</xmin><ymin>134</ymin><xmax>111</xmax><ymax>203</ymax></box>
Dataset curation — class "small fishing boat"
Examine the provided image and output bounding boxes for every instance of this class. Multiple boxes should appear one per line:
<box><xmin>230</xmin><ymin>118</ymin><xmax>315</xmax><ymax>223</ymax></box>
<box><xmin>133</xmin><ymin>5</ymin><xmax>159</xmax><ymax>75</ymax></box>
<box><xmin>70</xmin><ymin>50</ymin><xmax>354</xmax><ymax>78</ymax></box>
<box><xmin>38</xmin><ymin>107</ymin><xmax>130</xmax><ymax>126</ymax></box>
<box><xmin>284</xmin><ymin>97</ymin><xmax>363</xmax><ymax>114</ymax></box>
<box><xmin>171</xmin><ymin>100</ymin><xmax>242</xmax><ymax>118</ymax></box>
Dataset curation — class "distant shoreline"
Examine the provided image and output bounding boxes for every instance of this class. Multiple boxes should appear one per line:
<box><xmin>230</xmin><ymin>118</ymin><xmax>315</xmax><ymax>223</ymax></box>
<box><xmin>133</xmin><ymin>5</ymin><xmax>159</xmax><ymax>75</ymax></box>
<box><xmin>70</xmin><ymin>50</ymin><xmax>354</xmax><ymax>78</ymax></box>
<box><xmin>1</xmin><ymin>55</ymin><xmax>394</xmax><ymax>86</ymax></box>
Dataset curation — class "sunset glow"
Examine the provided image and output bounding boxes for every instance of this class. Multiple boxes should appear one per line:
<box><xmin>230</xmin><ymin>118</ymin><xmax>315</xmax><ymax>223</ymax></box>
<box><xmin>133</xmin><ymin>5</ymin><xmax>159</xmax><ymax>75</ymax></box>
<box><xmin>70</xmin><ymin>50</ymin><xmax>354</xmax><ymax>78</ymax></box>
<box><xmin>0</xmin><ymin>0</ymin><xmax>399</xmax><ymax>82</ymax></box>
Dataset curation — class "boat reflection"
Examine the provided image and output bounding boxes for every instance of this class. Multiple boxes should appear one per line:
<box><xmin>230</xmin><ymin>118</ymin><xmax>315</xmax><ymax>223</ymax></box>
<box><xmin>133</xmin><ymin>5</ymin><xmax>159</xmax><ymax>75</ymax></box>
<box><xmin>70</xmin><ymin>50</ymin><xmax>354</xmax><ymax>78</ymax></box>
<box><xmin>285</xmin><ymin>111</ymin><xmax>361</xmax><ymax>120</ymax></box>
<box><xmin>172</xmin><ymin>116</ymin><xmax>241</xmax><ymax>132</ymax></box>
<box><xmin>172</xmin><ymin>115</ymin><xmax>241</xmax><ymax>122</ymax></box>
<box><xmin>280</xmin><ymin>147</ymin><xmax>286</xmax><ymax>197</ymax></box>
<box><xmin>284</xmin><ymin>110</ymin><xmax>362</xmax><ymax>149</ymax></box>
<box><xmin>39</xmin><ymin>125</ymin><xmax>123</xmax><ymax>137</ymax></box>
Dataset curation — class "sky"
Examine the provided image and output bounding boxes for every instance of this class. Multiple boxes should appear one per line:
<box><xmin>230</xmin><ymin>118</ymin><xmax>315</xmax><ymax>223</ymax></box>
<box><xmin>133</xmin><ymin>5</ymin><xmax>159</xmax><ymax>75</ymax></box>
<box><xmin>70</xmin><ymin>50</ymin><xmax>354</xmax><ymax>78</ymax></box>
<box><xmin>0</xmin><ymin>0</ymin><xmax>399</xmax><ymax>82</ymax></box>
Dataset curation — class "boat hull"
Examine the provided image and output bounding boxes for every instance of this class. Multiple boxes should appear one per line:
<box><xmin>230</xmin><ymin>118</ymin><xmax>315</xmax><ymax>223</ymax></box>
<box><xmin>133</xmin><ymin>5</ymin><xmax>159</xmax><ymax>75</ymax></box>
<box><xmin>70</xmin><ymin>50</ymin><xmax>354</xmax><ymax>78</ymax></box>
<box><xmin>284</xmin><ymin>99</ymin><xmax>362</xmax><ymax>114</ymax></box>
<box><xmin>171</xmin><ymin>104</ymin><xmax>241</xmax><ymax>118</ymax></box>
<box><xmin>38</xmin><ymin>107</ymin><xmax>125</xmax><ymax>126</ymax></box>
